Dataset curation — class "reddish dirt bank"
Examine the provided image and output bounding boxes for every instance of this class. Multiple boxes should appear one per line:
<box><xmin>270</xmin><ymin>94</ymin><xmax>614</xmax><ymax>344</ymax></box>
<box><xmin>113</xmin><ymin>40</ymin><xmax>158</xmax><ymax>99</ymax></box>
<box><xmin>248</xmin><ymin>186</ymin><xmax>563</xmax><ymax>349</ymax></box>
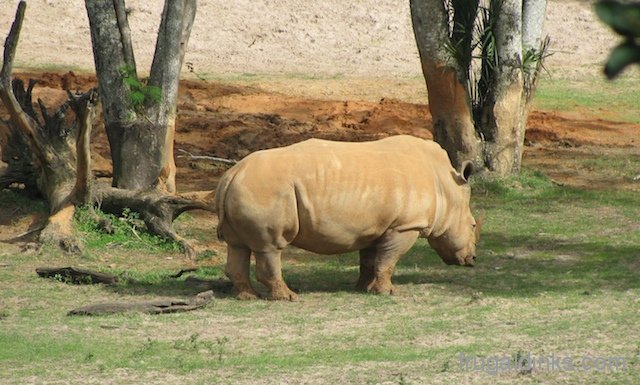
<box><xmin>2</xmin><ymin>71</ymin><xmax>639</xmax><ymax>195</ymax></box>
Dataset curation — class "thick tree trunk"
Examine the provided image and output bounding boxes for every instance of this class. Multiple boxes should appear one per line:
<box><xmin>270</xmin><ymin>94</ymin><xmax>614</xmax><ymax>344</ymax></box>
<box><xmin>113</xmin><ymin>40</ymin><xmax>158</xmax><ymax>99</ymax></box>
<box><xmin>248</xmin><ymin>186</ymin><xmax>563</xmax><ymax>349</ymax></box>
<box><xmin>0</xmin><ymin>2</ymin><xmax>98</xmax><ymax>250</ymax></box>
<box><xmin>85</xmin><ymin>0</ymin><xmax>195</xmax><ymax>193</ymax></box>
<box><xmin>83</xmin><ymin>0</ymin><xmax>206</xmax><ymax>256</ymax></box>
<box><xmin>479</xmin><ymin>0</ymin><xmax>526</xmax><ymax>175</ymax></box>
<box><xmin>1</xmin><ymin>2</ymin><xmax>210</xmax><ymax>256</ymax></box>
<box><xmin>411</xmin><ymin>0</ymin><xmax>547</xmax><ymax>177</ymax></box>
<box><xmin>410</xmin><ymin>0</ymin><xmax>482</xmax><ymax>169</ymax></box>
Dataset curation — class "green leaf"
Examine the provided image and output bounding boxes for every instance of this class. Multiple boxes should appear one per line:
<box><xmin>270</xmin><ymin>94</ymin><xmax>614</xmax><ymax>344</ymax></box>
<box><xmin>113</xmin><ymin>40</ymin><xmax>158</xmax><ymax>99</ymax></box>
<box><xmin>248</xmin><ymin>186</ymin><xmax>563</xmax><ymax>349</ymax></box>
<box><xmin>595</xmin><ymin>1</ymin><xmax>621</xmax><ymax>26</ymax></box>
<box><xmin>604</xmin><ymin>40</ymin><xmax>640</xmax><ymax>79</ymax></box>
<box><xmin>123</xmin><ymin>76</ymin><xmax>141</xmax><ymax>88</ymax></box>
<box><xmin>595</xmin><ymin>1</ymin><xmax>640</xmax><ymax>37</ymax></box>
<box><xmin>130</xmin><ymin>91</ymin><xmax>145</xmax><ymax>106</ymax></box>
<box><xmin>144</xmin><ymin>85</ymin><xmax>162</xmax><ymax>103</ymax></box>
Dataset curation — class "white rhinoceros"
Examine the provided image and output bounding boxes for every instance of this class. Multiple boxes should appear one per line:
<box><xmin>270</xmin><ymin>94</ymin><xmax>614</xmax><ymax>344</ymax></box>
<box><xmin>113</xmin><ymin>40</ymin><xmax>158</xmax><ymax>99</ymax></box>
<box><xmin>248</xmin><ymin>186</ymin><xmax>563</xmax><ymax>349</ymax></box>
<box><xmin>215</xmin><ymin>135</ymin><xmax>479</xmax><ymax>300</ymax></box>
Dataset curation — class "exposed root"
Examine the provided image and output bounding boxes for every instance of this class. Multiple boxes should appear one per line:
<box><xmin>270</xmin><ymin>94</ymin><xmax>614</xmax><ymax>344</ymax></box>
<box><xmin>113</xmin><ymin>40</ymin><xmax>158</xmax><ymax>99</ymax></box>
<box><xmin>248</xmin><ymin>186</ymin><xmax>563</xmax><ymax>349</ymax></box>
<box><xmin>96</xmin><ymin>185</ymin><xmax>215</xmax><ymax>257</ymax></box>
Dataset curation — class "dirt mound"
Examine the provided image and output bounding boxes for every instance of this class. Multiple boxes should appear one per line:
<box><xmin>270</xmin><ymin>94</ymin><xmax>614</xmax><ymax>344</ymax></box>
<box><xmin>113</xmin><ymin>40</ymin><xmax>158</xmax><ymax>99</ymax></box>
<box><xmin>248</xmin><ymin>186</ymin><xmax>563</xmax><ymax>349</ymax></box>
<box><xmin>527</xmin><ymin>110</ymin><xmax>638</xmax><ymax>148</ymax></box>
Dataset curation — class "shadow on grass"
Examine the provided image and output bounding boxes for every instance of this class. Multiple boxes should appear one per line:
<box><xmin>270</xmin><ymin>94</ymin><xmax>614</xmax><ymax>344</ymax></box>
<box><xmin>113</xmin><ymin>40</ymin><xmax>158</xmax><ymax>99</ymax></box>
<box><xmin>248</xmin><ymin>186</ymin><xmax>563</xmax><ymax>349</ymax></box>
<box><xmin>103</xmin><ymin>266</ymin><xmax>235</xmax><ymax>299</ymax></box>
<box><xmin>97</xmin><ymin>228</ymin><xmax>639</xmax><ymax>300</ymax></box>
<box><xmin>393</xmin><ymin>231</ymin><xmax>640</xmax><ymax>298</ymax></box>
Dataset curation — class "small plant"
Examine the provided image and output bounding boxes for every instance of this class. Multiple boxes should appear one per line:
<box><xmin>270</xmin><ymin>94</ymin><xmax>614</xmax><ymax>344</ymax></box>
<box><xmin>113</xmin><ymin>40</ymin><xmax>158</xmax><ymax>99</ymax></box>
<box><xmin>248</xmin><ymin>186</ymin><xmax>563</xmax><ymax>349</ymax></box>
<box><xmin>83</xmin><ymin>352</ymin><xmax>96</xmax><ymax>363</ymax></box>
<box><xmin>216</xmin><ymin>336</ymin><xmax>229</xmax><ymax>362</ymax></box>
<box><xmin>171</xmin><ymin>333</ymin><xmax>229</xmax><ymax>362</ymax></box>
<box><xmin>396</xmin><ymin>373</ymin><xmax>410</xmax><ymax>385</ymax></box>
<box><xmin>132</xmin><ymin>338</ymin><xmax>159</xmax><ymax>357</ymax></box>
<box><xmin>196</xmin><ymin>249</ymin><xmax>218</xmax><ymax>262</ymax></box>
<box><xmin>173</xmin><ymin>333</ymin><xmax>213</xmax><ymax>353</ymax></box>
<box><xmin>120</xmin><ymin>65</ymin><xmax>162</xmax><ymax>108</ymax></box>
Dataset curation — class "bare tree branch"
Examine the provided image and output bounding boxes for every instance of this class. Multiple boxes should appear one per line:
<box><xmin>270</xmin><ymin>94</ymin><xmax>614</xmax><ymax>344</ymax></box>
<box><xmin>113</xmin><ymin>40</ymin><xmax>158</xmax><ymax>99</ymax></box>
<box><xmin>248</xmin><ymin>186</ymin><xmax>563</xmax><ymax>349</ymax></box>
<box><xmin>71</xmin><ymin>89</ymin><xmax>99</xmax><ymax>205</ymax></box>
<box><xmin>113</xmin><ymin>0</ymin><xmax>137</xmax><ymax>73</ymax></box>
<box><xmin>177</xmin><ymin>149</ymin><xmax>237</xmax><ymax>165</ymax></box>
<box><xmin>0</xmin><ymin>1</ymin><xmax>48</xmax><ymax>165</ymax></box>
<box><xmin>148</xmin><ymin>0</ymin><xmax>197</xmax><ymax>122</ymax></box>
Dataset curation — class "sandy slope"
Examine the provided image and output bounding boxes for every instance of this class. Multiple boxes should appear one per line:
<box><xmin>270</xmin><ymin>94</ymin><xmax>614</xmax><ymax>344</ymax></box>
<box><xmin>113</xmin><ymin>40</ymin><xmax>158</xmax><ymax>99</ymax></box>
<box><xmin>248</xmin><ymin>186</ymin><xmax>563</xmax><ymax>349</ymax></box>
<box><xmin>0</xmin><ymin>0</ymin><xmax>620</xmax><ymax>79</ymax></box>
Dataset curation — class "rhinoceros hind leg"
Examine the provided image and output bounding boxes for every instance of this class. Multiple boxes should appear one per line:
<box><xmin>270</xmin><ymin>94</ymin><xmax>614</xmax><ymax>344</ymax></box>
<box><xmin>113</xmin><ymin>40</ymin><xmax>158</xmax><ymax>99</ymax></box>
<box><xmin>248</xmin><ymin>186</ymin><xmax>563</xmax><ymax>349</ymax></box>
<box><xmin>356</xmin><ymin>247</ymin><xmax>376</xmax><ymax>291</ymax></box>
<box><xmin>366</xmin><ymin>230</ymin><xmax>419</xmax><ymax>295</ymax></box>
<box><xmin>255</xmin><ymin>250</ymin><xmax>299</xmax><ymax>301</ymax></box>
<box><xmin>226</xmin><ymin>245</ymin><xmax>260</xmax><ymax>300</ymax></box>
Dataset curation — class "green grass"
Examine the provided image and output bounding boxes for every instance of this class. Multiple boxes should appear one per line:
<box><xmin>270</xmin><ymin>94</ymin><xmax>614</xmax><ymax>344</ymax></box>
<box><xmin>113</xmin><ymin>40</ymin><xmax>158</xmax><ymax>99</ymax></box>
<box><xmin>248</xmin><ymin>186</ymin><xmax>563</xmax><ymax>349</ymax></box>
<box><xmin>534</xmin><ymin>76</ymin><xmax>640</xmax><ymax>122</ymax></box>
<box><xmin>2</xmin><ymin>73</ymin><xmax>640</xmax><ymax>383</ymax></box>
<box><xmin>2</xmin><ymin>167</ymin><xmax>639</xmax><ymax>384</ymax></box>
<box><xmin>74</xmin><ymin>206</ymin><xmax>182</xmax><ymax>254</ymax></box>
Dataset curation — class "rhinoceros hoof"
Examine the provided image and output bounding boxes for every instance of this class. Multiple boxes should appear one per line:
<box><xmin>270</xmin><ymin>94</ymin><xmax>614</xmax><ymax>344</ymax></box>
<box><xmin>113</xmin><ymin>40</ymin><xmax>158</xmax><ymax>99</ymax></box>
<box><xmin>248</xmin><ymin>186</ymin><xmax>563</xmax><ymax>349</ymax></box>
<box><xmin>367</xmin><ymin>281</ymin><xmax>396</xmax><ymax>295</ymax></box>
<box><xmin>235</xmin><ymin>290</ymin><xmax>260</xmax><ymax>301</ymax></box>
<box><xmin>268</xmin><ymin>289</ymin><xmax>299</xmax><ymax>302</ymax></box>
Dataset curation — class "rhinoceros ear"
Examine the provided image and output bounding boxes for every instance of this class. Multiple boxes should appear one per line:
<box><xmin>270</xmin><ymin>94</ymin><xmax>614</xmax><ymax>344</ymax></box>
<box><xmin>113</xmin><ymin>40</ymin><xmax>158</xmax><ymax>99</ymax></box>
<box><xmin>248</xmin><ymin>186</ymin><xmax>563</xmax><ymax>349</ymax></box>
<box><xmin>459</xmin><ymin>161</ymin><xmax>474</xmax><ymax>183</ymax></box>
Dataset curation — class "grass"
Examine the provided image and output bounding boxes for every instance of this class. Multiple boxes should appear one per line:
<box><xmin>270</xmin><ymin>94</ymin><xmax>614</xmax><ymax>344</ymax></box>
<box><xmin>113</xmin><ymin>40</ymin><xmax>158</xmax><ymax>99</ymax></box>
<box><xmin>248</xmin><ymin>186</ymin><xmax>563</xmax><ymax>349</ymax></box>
<box><xmin>1</xmin><ymin>168</ymin><xmax>639</xmax><ymax>384</ymax></box>
<box><xmin>74</xmin><ymin>206</ymin><xmax>182</xmax><ymax>254</ymax></box>
<box><xmin>533</xmin><ymin>75</ymin><xmax>640</xmax><ymax>122</ymax></box>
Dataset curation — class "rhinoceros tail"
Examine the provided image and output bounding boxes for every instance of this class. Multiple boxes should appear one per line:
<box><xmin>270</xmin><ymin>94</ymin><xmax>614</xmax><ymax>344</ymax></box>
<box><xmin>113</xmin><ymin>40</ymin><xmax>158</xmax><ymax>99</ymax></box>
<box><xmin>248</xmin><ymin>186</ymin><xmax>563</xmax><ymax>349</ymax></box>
<box><xmin>214</xmin><ymin>166</ymin><xmax>240</xmax><ymax>241</ymax></box>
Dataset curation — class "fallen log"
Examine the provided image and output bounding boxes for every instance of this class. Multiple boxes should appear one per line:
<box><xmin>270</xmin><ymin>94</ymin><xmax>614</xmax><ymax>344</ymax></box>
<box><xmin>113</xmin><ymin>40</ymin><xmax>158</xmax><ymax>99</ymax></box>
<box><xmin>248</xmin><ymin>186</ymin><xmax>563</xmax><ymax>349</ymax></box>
<box><xmin>36</xmin><ymin>266</ymin><xmax>118</xmax><ymax>285</ymax></box>
<box><xmin>68</xmin><ymin>290</ymin><xmax>213</xmax><ymax>316</ymax></box>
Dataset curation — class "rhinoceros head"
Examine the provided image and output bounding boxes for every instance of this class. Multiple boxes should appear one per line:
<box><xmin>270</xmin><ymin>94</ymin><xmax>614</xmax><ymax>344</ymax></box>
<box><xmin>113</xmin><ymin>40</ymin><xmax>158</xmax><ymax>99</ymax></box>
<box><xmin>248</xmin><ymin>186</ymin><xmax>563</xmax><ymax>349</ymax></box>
<box><xmin>427</xmin><ymin>161</ymin><xmax>480</xmax><ymax>267</ymax></box>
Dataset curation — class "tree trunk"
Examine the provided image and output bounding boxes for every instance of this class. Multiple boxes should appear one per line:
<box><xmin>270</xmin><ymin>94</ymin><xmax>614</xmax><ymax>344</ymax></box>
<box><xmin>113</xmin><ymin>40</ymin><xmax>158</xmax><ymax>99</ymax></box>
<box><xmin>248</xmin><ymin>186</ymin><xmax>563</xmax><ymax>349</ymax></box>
<box><xmin>522</xmin><ymin>0</ymin><xmax>548</xmax><ymax>52</ymax></box>
<box><xmin>148</xmin><ymin>1</ymin><xmax>197</xmax><ymax>194</ymax></box>
<box><xmin>0</xmin><ymin>2</ymin><xmax>98</xmax><ymax>250</ymax></box>
<box><xmin>479</xmin><ymin>0</ymin><xmax>526</xmax><ymax>175</ymax></box>
<box><xmin>410</xmin><ymin>0</ymin><xmax>482</xmax><ymax>169</ymax></box>
<box><xmin>1</xmin><ymin>2</ymin><xmax>211</xmax><ymax>256</ymax></box>
<box><xmin>84</xmin><ymin>0</ymin><xmax>196</xmax><ymax>193</ymax></box>
<box><xmin>411</xmin><ymin>0</ymin><xmax>547</xmax><ymax>177</ymax></box>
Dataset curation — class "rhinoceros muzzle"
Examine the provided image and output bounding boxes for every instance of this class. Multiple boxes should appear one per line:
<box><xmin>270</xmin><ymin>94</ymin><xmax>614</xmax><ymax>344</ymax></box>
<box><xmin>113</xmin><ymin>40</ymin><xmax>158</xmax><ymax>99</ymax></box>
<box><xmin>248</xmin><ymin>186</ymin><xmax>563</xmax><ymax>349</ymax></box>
<box><xmin>442</xmin><ymin>254</ymin><xmax>475</xmax><ymax>267</ymax></box>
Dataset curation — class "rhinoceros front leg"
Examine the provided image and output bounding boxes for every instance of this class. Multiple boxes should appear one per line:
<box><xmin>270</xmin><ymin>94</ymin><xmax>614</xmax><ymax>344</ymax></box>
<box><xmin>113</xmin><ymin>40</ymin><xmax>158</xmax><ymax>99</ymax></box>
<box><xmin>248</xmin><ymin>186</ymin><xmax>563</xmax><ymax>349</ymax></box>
<box><xmin>366</xmin><ymin>230</ymin><xmax>419</xmax><ymax>295</ymax></box>
<box><xmin>255</xmin><ymin>250</ymin><xmax>299</xmax><ymax>301</ymax></box>
<box><xmin>226</xmin><ymin>245</ymin><xmax>260</xmax><ymax>300</ymax></box>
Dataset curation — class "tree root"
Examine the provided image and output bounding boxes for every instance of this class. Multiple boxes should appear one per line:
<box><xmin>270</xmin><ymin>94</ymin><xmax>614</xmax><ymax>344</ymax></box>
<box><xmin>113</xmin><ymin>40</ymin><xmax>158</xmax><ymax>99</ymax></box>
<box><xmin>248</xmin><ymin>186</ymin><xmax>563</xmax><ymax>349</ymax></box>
<box><xmin>96</xmin><ymin>185</ymin><xmax>214</xmax><ymax>257</ymax></box>
<box><xmin>35</xmin><ymin>266</ymin><xmax>118</xmax><ymax>285</ymax></box>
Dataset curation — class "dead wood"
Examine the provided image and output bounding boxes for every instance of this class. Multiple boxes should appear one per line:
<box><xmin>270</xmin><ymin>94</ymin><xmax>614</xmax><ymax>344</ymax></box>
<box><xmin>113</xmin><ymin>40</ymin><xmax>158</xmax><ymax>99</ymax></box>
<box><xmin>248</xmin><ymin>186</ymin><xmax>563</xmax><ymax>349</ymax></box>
<box><xmin>96</xmin><ymin>185</ymin><xmax>215</xmax><ymax>257</ymax></box>
<box><xmin>67</xmin><ymin>290</ymin><xmax>214</xmax><ymax>316</ymax></box>
<box><xmin>177</xmin><ymin>149</ymin><xmax>237</xmax><ymax>165</ymax></box>
<box><xmin>1</xmin><ymin>2</ymin><xmax>212</xmax><ymax>256</ymax></box>
<box><xmin>0</xmin><ymin>2</ymin><xmax>97</xmax><ymax>252</ymax></box>
<box><xmin>36</xmin><ymin>266</ymin><xmax>118</xmax><ymax>285</ymax></box>
<box><xmin>169</xmin><ymin>267</ymin><xmax>199</xmax><ymax>278</ymax></box>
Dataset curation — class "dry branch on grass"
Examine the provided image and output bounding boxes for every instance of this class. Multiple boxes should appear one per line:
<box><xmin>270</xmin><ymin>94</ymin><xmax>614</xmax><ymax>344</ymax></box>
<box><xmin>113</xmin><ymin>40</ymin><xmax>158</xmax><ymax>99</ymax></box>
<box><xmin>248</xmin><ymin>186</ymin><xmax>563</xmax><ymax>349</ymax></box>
<box><xmin>177</xmin><ymin>149</ymin><xmax>237</xmax><ymax>165</ymax></box>
<box><xmin>35</xmin><ymin>266</ymin><xmax>119</xmax><ymax>285</ymax></box>
<box><xmin>35</xmin><ymin>266</ymin><xmax>230</xmax><ymax>315</ymax></box>
<box><xmin>68</xmin><ymin>290</ymin><xmax>214</xmax><ymax>316</ymax></box>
